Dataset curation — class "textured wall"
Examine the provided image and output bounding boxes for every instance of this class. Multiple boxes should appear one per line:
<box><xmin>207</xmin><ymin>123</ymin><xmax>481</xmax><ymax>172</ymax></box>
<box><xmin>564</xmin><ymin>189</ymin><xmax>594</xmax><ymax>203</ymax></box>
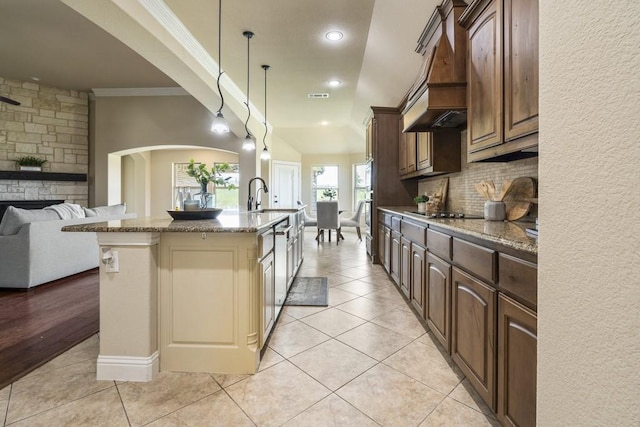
<box><xmin>417</xmin><ymin>131</ymin><xmax>539</xmax><ymax>216</ymax></box>
<box><xmin>0</xmin><ymin>77</ymin><xmax>89</xmax><ymax>205</ymax></box>
<box><xmin>538</xmin><ymin>1</ymin><xmax>640</xmax><ymax>425</ymax></box>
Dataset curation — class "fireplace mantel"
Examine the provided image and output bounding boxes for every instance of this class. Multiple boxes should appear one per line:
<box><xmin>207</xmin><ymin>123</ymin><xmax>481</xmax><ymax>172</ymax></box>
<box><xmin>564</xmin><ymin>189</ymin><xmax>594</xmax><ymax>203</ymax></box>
<box><xmin>0</xmin><ymin>171</ymin><xmax>87</xmax><ymax>182</ymax></box>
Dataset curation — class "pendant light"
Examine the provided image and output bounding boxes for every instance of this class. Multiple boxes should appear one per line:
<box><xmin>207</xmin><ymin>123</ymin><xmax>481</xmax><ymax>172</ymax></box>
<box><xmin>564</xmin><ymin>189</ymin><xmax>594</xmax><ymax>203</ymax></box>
<box><xmin>241</xmin><ymin>30</ymin><xmax>256</xmax><ymax>151</ymax></box>
<box><xmin>211</xmin><ymin>0</ymin><xmax>229</xmax><ymax>134</ymax></box>
<box><xmin>260</xmin><ymin>64</ymin><xmax>271</xmax><ymax>161</ymax></box>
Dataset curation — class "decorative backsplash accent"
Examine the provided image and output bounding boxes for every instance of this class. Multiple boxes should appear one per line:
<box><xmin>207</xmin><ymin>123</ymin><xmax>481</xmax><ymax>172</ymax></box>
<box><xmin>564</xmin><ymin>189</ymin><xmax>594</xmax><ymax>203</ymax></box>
<box><xmin>0</xmin><ymin>77</ymin><xmax>89</xmax><ymax>205</ymax></box>
<box><xmin>418</xmin><ymin>131</ymin><xmax>539</xmax><ymax>217</ymax></box>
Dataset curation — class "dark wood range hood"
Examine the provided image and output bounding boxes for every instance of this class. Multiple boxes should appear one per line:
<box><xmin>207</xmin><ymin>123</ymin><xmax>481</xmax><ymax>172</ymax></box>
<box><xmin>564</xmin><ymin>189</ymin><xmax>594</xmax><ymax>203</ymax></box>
<box><xmin>402</xmin><ymin>0</ymin><xmax>468</xmax><ymax>132</ymax></box>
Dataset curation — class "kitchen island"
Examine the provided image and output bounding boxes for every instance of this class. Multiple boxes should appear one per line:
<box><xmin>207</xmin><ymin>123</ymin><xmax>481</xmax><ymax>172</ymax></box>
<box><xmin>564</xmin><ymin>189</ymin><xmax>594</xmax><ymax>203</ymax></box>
<box><xmin>64</xmin><ymin>207</ymin><xmax>305</xmax><ymax>382</ymax></box>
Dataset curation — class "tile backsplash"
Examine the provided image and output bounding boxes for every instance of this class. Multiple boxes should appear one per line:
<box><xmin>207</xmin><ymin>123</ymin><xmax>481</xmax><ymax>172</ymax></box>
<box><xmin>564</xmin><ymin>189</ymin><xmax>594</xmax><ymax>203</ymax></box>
<box><xmin>417</xmin><ymin>131</ymin><xmax>538</xmax><ymax>217</ymax></box>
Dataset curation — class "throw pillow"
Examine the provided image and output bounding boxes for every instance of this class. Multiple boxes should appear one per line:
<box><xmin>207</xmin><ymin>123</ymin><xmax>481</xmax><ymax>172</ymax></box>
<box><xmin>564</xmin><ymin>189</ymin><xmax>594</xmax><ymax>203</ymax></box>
<box><xmin>83</xmin><ymin>203</ymin><xmax>126</xmax><ymax>217</ymax></box>
<box><xmin>0</xmin><ymin>206</ymin><xmax>60</xmax><ymax>235</ymax></box>
<box><xmin>44</xmin><ymin>203</ymin><xmax>86</xmax><ymax>220</ymax></box>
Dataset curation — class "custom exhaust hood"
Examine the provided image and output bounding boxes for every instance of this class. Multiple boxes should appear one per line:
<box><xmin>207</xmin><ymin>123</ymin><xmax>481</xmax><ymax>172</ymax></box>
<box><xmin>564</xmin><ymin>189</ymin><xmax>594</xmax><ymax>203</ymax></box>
<box><xmin>402</xmin><ymin>0</ymin><xmax>468</xmax><ymax>132</ymax></box>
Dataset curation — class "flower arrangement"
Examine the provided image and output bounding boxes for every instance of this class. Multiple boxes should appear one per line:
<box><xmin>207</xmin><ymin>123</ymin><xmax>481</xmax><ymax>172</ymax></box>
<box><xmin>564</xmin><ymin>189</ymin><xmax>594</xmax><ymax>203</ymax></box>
<box><xmin>185</xmin><ymin>159</ymin><xmax>236</xmax><ymax>189</ymax></box>
<box><xmin>322</xmin><ymin>188</ymin><xmax>337</xmax><ymax>200</ymax></box>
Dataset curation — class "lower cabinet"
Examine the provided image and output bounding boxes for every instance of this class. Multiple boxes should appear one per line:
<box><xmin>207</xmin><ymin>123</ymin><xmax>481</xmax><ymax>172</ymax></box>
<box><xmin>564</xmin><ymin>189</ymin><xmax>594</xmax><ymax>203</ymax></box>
<box><xmin>390</xmin><ymin>230</ymin><xmax>401</xmax><ymax>285</ymax></box>
<box><xmin>260</xmin><ymin>251</ymin><xmax>275</xmax><ymax>347</ymax></box>
<box><xmin>498</xmin><ymin>294</ymin><xmax>537</xmax><ymax>427</ymax></box>
<box><xmin>400</xmin><ymin>237</ymin><xmax>411</xmax><ymax>298</ymax></box>
<box><xmin>426</xmin><ymin>253</ymin><xmax>451</xmax><ymax>351</ymax></box>
<box><xmin>451</xmin><ymin>267</ymin><xmax>497</xmax><ymax>411</ymax></box>
<box><xmin>410</xmin><ymin>243</ymin><xmax>426</xmax><ymax>317</ymax></box>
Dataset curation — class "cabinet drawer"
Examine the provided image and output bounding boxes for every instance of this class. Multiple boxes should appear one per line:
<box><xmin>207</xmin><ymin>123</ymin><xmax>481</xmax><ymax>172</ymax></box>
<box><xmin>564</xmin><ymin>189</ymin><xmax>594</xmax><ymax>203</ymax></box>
<box><xmin>427</xmin><ymin>229</ymin><xmax>452</xmax><ymax>260</ymax></box>
<box><xmin>401</xmin><ymin>220</ymin><xmax>427</xmax><ymax>246</ymax></box>
<box><xmin>381</xmin><ymin>212</ymin><xmax>392</xmax><ymax>227</ymax></box>
<box><xmin>453</xmin><ymin>238</ymin><xmax>496</xmax><ymax>284</ymax></box>
<box><xmin>391</xmin><ymin>216</ymin><xmax>402</xmax><ymax>232</ymax></box>
<box><xmin>498</xmin><ymin>253</ymin><xmax>537</xmax><ymax>311</ymax></box>
<box><xmin>258</xmin><ymin>229</ymin><xmax>274</xmax><ymax>258</ymax></box>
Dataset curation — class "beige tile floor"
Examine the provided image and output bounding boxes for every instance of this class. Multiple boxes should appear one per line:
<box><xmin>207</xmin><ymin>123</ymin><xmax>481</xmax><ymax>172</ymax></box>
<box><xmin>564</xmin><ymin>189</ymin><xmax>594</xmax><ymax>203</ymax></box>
<box><xmin>0</xmin><ymin>229</ymin><xmax>499</xmax><ymax>426</ymax></box>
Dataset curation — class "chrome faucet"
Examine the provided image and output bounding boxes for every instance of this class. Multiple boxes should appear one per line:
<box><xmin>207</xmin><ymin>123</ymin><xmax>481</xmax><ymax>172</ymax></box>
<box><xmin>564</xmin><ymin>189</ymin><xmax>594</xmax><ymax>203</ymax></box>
<box><xmin>247</xmin><ymin>177</ymin><xmax>269</xmax><ymax>211</ymax></box>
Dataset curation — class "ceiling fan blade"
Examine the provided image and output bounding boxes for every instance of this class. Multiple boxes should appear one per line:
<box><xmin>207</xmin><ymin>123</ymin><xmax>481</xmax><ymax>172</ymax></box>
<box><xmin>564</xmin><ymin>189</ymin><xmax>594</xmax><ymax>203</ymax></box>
<box><xmin>0</xmin><ymin>95</ymin><xmax>21</xmax><ymax>106</ymax></box>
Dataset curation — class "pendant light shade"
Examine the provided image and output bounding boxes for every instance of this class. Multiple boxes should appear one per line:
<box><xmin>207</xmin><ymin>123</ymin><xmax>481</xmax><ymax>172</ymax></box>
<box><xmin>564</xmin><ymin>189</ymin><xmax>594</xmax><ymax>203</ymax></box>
<box><xmin>242</xmin><ymin>31</ymin><xmax>256</xmax><ymax>151</ymax></box>
<box><xmin>260</xmin><ymin>64</ymin><xmax>271</xmax><ymax>161</ymax></box>
<box><xmin>211</xmin><ymin>0</ymin><xmax>229</xmax><ymax>134</ymax></box>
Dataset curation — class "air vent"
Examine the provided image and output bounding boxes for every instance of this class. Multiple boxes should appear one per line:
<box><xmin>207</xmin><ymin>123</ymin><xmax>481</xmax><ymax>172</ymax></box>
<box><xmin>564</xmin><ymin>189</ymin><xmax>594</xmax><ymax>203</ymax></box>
<box><xmin>307</xmin><ymin>93</ymin><xmax>329</xmax><ymax>99</ymax></box>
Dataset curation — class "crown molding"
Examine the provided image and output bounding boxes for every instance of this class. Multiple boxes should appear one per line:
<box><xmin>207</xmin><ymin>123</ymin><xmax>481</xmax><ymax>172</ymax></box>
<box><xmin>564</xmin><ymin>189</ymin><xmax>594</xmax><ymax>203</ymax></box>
<box><xmin>91</xmin><ymin>87</ymin><xmax>189</xmax><ymax>97</ymax></box>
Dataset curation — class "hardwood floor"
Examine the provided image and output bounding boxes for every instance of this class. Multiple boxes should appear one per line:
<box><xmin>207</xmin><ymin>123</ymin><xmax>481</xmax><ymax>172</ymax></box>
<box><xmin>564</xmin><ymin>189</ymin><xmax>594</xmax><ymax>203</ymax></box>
<box><xmin>0</xmin><ymin>269</ymin><xmax>99</xmax><ymax>389</ymax></box>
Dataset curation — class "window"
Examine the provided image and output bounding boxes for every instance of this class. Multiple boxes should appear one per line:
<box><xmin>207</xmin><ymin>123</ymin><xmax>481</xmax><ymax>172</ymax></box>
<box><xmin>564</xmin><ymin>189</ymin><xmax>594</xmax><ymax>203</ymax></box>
<box><xmin>353</xmin><ymin>163</ymin><xmax>369</xmax><ymax>210</ymax></box>
<box><xmin>311</xmin><ymin>165</ymin><xmax>338</xmax><ymax>212</ymax></box>
<box><xmin>173</xmin><ymin>162</ymin><xmax>239</xmax><ymax>210</ymax></box>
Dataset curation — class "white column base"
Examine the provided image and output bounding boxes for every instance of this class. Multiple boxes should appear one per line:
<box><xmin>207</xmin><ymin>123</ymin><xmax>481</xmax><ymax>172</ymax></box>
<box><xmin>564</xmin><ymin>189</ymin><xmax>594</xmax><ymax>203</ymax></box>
<box><xmin>97</xmin><ymin>352</ymin><xmax>159</xmax><ymax>382</ymax></box>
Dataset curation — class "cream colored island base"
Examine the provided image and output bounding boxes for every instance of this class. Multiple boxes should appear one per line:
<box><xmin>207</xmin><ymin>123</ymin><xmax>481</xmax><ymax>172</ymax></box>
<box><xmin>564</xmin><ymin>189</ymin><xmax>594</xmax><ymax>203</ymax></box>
<box><xmin>95</xmin><ymin>231</ymin><xmax>265</xmax><ymax>381</ymax></box>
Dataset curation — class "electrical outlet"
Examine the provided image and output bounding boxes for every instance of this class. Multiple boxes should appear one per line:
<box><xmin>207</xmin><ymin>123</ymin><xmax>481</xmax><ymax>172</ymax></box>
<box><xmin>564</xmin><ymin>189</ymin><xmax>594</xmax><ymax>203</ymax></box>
<box><xmin>105</xmin><ymin>251</ymin><xmax>119</xmax><ymax>273</ymax></box>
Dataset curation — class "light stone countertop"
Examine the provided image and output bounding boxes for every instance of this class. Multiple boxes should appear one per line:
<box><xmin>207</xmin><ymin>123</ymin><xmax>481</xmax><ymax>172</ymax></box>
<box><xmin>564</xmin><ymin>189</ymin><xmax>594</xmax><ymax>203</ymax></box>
<box><xmin>380</xmin><ymin>207</ymin><xmax>538</xmax><ymax>255</ymax></box>
<box><xmin>63</xmin><ymin>210</ymin><xmax>295</xmax><ymax>234</ymax></box>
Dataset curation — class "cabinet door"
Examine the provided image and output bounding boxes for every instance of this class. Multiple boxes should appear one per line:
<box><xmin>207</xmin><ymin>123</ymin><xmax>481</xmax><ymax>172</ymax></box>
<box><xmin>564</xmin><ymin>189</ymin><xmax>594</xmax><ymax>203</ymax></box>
<box><xmin>416</xmin><ymin>132</ymin><xmax>432</xmax><ymax>170</ymax></box>
<box><xmin>399</xmin><ymin>132</ymin><xmax>408</xmax><ymax>175</ymax></box>
<box><xmin>366</xmin><ymin>118</ymin><xmax>374</xmax><ymax>161</ymax></box>
<box><xmin>411</xmin><ymin>243</ymin><xmax>426</xmax><ymax>318</ymax></box>
<box><xmin>498</xmin><ymin>294</ymin><xmax>537</xmax><ymax>427</ymax></box>
<box><xmin>379</xmin><ymin>224</ymin><xmax>389</xmax><ymax>273</ymax></box>
<box><xmin>426</xmin><ymin>253</ymin><xmax>451</xmax><ymax>351</ymax></box>
<box><xmin>406</xmin><ymin>132</ymin><xmax>416</xmax><ymax>173</ymax></box>
<box><xmin>504</xmin><ymin>0</ymin><xmax>538</xmax><ymax>141</ymax></box>
<box><xmin>451</xmin><ymin>267</ymin><xmax>497</xmax><ymax>410</ymax></box>
<box><xmin>260</xmin><ymin>251</ymin><xmax>275</xmax><ymax>346</ymax></box>
<box><xmin>390</xmin><ymin>231</ymin><xmax>401</xmax><ymax>285</ymax></box>
<box><xmin>400</xmin><ymin>237</ymin><xmax>411</xmax><ymax>298</ymax></box>
<box><xmin>467</xmin><ymin>0</ymin><xmax>503</xmax><ymax>153</ymax></box>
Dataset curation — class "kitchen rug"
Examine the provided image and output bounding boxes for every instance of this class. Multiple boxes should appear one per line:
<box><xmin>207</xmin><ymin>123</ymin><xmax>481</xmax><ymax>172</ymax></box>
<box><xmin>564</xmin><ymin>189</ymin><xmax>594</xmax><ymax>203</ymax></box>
<box><xmin>284</xmin><ymin>277</ymin><xmax>328</xmax><ymax>306</ymax></box>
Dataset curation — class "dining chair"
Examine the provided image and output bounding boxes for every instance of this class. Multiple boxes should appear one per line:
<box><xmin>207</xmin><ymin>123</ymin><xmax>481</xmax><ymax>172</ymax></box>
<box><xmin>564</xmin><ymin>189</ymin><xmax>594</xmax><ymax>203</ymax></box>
<box><xmin>316</xmin><ymin>201</ymin><xmax>340</xmax><ymax>245</ymax></box>
<box><xmin>340</xmin><ymin>200</ymin><xmax>365</xmax><ymax>240</ymax></box>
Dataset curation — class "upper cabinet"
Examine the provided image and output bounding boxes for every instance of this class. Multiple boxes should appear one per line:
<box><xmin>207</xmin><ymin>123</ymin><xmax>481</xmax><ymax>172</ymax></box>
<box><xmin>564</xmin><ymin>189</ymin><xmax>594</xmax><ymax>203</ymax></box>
<box><xmin>399</xmin><ymin>130</ymin><xmax>461</xmax><ymax>179</ymax></box>
<box><xmin>460</xmin><ymin>0</ymin><xmax>539</xmax><ymax>162</ymax></box>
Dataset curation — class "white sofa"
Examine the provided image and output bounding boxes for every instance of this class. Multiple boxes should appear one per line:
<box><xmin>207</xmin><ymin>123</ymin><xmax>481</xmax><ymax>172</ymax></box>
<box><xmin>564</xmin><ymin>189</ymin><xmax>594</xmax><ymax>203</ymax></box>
<box><xmin>0</xmin><ymin>204</ymin><xmax>134</xmax><ymax>289</ymax></box>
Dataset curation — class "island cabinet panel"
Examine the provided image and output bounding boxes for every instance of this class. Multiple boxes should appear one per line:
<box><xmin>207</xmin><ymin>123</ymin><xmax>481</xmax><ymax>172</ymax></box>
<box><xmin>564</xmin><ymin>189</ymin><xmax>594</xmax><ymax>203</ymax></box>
<box><xmin>498</xmin><ymin>294</ymin><xmax>537</xmax><ymax>427</ymax></box>
<box><xmin>411</xmin><ymin>243</ymin><xmax>427</xmax><ymax>317</ymax></box>
<box><xmin>426</xmin><ymin>253</ymin><xmax>451</xmax><ymax>351</ymax></box>
<box><xmin>451</xmin><ymin>267</ymin><xmax>497</xmax><ymax>410</ymax></box>
<box><xmin>260</xmin><ymin>251</ymin><xmax>275</xmax><ymax>347</ymax></box>
<box><xmin>159</xmin><ymin>232</ymin><xmax>261</xmax><ymax>375</ymax></box>
<box><xmin>400</xmin><ymin>237</ymin><xmax>412</xmax><ymax>298</ymax></box>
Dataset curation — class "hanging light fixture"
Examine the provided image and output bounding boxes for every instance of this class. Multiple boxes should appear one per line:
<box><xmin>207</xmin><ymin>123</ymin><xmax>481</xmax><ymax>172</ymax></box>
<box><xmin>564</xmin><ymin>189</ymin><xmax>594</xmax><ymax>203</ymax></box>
<box><xmin>260</xmin><ymin>64</ymin><xmax>271</xmax><ymax>161</ymax></box>
<box><xmin>211</xmin><ymin>0</ymin><xmax>229</xmax><ymax>134</ymax></box>
<box><xmin>241</xmin><ymin>30</ymin><xmax>256</xmax><ymax>151</ymax></box>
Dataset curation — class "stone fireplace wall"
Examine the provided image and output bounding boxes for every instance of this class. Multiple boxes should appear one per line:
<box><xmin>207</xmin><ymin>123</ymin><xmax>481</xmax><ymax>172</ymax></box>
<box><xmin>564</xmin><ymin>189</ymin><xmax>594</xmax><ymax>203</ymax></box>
<box><xmin>0</xmin><ymin>77</ymin><xmax>89</xmax><ymax>205</ymax></box>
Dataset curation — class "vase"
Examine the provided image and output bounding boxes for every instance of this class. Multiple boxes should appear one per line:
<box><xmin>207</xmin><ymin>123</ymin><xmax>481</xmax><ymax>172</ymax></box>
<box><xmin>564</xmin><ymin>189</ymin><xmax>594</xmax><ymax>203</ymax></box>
<box><xmin>199</xmin><ymin>182</ymin><xmax>211</xmax><ymax>209</ymax></box>
<box><xmin>417</xmin><ymin>202</ymin><xmax>426</xmax><ymax>213</ymax></box>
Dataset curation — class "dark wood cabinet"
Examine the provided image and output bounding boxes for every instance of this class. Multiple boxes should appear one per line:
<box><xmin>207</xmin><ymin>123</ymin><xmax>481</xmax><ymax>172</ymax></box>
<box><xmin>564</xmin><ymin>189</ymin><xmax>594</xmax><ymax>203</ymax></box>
<box><xmin>368</xmin><ymin>108</ymin><xmax>417</xmax><ymax>263</ymax></box>
<box><xmin>426</xmin><ymin>253</ymin><xmax>451</xmax><ymax>351</ymax></box>
<box><xmin>498</xmin><ymin>294</ymin><xmax>537</xmax><ymax>427</ymax></box>
<box><xmin>416</xmin><ymin>132</ymin><xmax>432</xmax><ymax>170</ymax></box>
<box><xmin>400</xmin><ymin>237</ymin><xmax>412</xmax><ymax>298</ymax></box>
<box><xmin>379</xmin><ymin>224</ymin><xmax>389</xmax><ymax>273</ymax></box>
<box><xmin>460</xmin><ymin>0</ymin><xmax>539</xmax><ymax>162</ymax></box>
<box><xmin>451</xmin><ymin>267</ymin><xmax>497</xmax><ymax>410</ymax></box>
<box><xmin>410</xmin><ymin>243</ymin><xmax>427</xmax><ymax>317</ymax></box>
<box><xmin>390</xmin><ymin>230</ymin><xmax>402</xmax><ymax>285</ymax></box>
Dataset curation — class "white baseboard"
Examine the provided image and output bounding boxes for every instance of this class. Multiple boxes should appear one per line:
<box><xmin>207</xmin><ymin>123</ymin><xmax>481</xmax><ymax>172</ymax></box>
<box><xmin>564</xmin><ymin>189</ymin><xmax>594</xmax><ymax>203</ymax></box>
<box><xmin>97</xmin><ymin>351</ymin><xmax>159</xmax><ymax>382</ymax></box>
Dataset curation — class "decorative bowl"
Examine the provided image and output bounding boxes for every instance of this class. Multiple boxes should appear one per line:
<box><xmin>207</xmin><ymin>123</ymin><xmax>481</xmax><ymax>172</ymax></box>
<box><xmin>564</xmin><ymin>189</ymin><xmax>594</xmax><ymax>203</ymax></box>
<box><xmin>167</xmin><ymin>208</ymin><xmax>223</xmax><ymax>220</ymax></box>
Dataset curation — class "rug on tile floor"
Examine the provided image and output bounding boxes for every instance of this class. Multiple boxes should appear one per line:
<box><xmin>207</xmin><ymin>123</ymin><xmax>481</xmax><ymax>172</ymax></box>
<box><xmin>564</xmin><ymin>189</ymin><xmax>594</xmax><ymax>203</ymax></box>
<box><xmin>284</xmin><ymin>277</ymin><xmax>328</xmax><ymax>306</ymax></box>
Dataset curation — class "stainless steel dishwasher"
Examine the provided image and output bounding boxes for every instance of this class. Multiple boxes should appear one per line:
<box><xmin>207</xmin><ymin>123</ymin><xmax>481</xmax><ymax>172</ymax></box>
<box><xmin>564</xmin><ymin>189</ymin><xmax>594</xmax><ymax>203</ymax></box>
<box><xmin>274</xmin><ymin>222</ymin><xmax>292</xmax><ymax>318</ymax></box>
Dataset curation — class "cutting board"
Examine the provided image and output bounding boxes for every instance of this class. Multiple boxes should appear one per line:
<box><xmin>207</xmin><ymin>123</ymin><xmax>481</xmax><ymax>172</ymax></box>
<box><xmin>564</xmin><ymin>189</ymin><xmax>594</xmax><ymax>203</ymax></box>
<box><xmin>504</xmin><ymin>177</ymin><xmax>536</xmax><ymax>221</ymax></box>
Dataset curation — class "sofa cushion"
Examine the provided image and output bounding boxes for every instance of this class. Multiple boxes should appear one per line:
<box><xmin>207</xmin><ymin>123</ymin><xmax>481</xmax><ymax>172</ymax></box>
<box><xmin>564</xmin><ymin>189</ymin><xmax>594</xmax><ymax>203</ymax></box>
<box><xmin>44</xmin><ymin>203</ymin><xmax>85</xmax><ymax>220</ymax></box>
<box><xmin>0</xmin><ymin>206</ymin><xmax>60</xmax><ymax>235</ymax></box>
<box><xmin>83</xmin><ymin>203</ymin><xmax>126</xmax><ymax>217</ymax></box>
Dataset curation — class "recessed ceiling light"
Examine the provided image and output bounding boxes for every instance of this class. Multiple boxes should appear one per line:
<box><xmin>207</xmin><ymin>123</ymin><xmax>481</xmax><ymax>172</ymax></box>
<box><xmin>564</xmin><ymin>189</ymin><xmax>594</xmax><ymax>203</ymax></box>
<box><xmin>321</xmin><ymin>121</ymin><xmax>329</xmax><ymax>126</ymax></box>
<box><xmin>30</xmin><ymin>77</ymin><xmax>40</xmax><ymax>82</ymax></box>
<box><xmin>328</xmin><ymin>80</ymin><xmax>341</xmax><ymax>87</ymax></box>
<box><xmin>325</xmin><ymin>31</ymin><xmax>343</xmax><ymax>41</ymax></box>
